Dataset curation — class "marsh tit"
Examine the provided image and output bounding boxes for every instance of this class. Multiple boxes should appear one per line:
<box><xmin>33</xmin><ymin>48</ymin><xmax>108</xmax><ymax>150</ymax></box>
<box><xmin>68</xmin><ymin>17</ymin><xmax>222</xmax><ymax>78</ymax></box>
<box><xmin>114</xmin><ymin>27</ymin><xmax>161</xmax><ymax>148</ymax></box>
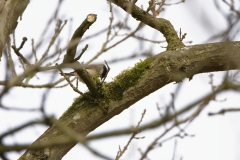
<box><xmin>60</xmin><ymin>64</ymin><xmax>108</xmax><ymax>82</ymax></box>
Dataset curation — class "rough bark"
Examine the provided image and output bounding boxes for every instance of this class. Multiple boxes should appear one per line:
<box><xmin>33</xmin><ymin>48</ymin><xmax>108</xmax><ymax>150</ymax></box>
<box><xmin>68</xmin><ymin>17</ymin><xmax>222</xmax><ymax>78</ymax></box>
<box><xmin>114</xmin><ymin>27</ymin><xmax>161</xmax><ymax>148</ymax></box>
<box><xmin>0</xmin><ymin>0</ymin><xmax>30</xmax><ymax>59</ymax></box>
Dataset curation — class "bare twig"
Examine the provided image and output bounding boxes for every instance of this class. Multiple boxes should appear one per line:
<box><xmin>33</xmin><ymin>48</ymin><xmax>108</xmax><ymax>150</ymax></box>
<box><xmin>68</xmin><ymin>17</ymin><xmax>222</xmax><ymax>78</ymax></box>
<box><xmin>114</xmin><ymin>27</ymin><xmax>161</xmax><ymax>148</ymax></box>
<box><xmin>87</xmin><ymin>22</ymin><xmax>144</xmax><ymax>64</ymax></box>
<box><xmin>58</xmin><ymin>68</ymin><xmax>84</xmax><ymax>96</ymax></box>
<box><xmin>31</xmin><ymin>39</ymin><xmax>38</xmax><ymax>62</ymax></box>
<box><xmin>0</xmin><ymin>104</ymin><xmax>39</xmax><ymax>112</ymax></box>
<box><xmin>0</xmin><ymin>78</ymin><xmax>66</xmax><ymax>89</ymax></box>
<box><xmin>74</xmin><ymin>44</ymin><xmax>88</xmax><ymax>61</ymax></box>
<box><xmin>40</xmin><ymin>19</ymin><xmax>67</xmax><ymax>62</ymax></box>
<box><xmin>208</xmin><ymin>108</ymin><xmax>240</xmax><ymax>116</ymax></box>
<box><xmin>0</xmin><ymin>118</ymin><xmax>52</xmax><ymax>141</ymax></box>
<box><xmin>223</xmin><ymin>0</ymin><xmax>240</xmax><ymax>17</ymax></box>
<box><xmin>172</xmin><ymin>140</ymin><xmax>177</xmax><ymax>160</ymax></box>
<box><xmin>11</xmin><ymin>37</ymin><xmax>31</xmax><ymax>65</ymax></box>
<box><xmin>116</xmin><ymin>109</ymin><xmax>146</xmax><ymax>160</ymax></box>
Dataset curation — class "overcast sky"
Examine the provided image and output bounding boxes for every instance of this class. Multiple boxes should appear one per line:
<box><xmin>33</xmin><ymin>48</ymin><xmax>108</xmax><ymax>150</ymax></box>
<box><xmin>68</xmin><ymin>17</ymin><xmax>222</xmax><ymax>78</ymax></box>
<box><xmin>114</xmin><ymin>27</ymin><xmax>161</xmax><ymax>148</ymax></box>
<box><xmin>0</xmin><ymin>0</ymin><xmax>240</xmax><ymax>160</ymax></box>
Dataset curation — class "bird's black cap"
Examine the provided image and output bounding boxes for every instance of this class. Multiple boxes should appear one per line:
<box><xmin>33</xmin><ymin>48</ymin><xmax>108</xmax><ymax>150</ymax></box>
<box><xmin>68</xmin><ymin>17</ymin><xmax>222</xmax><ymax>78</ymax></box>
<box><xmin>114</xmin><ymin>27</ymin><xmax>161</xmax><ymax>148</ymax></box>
<box><xmin>101</xmin><ymin>64</ymin><xmax>108</xmax><ymax>79</ymax></box>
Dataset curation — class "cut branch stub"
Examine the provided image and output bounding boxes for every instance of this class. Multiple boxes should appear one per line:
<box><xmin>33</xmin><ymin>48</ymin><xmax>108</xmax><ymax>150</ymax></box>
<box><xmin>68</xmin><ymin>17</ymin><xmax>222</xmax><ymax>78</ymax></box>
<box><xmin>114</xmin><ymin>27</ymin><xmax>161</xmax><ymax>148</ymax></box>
<box><xmin>61</xmin><ymin>14</ymin><xmax>98</xmax><ymax>96</ymax></box>
<box><xmin>63</xmin><ymin>14</ymin><xmax>97</xmax><ymax>63</ymax></box>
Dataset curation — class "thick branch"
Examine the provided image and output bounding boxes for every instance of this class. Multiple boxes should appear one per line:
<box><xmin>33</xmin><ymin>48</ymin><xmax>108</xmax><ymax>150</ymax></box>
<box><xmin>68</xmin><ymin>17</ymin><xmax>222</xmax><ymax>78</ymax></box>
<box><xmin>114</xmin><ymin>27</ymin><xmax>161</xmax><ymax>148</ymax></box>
<box><xmin>0</xmin><ymin>0</ymin><xmax>30</xmax><ymax>59</ymax></box>
<box><xmin>20</xmin><ymin>41</ymin><xmax>240</xmax><ymax>159</ymax></box>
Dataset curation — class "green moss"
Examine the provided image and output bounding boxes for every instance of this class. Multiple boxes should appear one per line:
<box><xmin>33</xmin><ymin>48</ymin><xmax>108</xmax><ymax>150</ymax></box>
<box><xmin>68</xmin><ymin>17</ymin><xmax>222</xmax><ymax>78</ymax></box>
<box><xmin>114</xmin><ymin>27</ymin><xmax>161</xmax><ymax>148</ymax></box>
<box><xmin>60</xmin><ymin>58</ymin><xmax>151</xmax><ymax>118</ymax></box>
<box><xmin>61</xmin><ymin>95</ymin><xmax>101</xmax><ymax>119</ymax></box>
<box><xmin>106</xmin><ymin>58</ymin><xmax>150</xmax><ymax>100</ymax></box>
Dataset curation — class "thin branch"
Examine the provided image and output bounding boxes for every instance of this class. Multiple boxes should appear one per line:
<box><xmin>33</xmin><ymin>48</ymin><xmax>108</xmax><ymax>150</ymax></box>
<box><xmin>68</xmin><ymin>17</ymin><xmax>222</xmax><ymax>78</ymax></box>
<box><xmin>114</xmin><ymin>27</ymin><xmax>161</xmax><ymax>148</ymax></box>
<box><xmin>58</xmin><ymin>68</ymin><xmax>85</xmax><ymax>96</ymax></box>
<box><xmin>63</xmin><ymin>14</ymin><xmax>97</xmax><ymax>63</ymax></box>
<box><xmin>0</xmin><ymin>104</ymin><xmax>39</xmax><ymax>112</ymax></box>
<box><xmin>0</xmin><ymin>78</ymin><xmax>66</xmax><ymax>89</ymax></box>
<box><xmin>73</xmin><ymin>22</ymin><xmax>130</xmax><ymax>47</ymax></box>
<box><xmin>74</xmin><ymin>44</ymin><xmax>88</xmax><ymax>61</ymax></box>
<box><xmin>208</xmin><ymin>108</ymin><xmax>240</xmax><ymax>116</ymax></box>
<box><xmin>87</xmin><ymin>22</ymin><xmax>144</xmax><ymax>64</ymax></box>
<box><xmin>172</xmin><ymin>140</ymin><xmax>178</xmax><ymax>160</ymax></box>
<box><xmin>40</xmin><ymin>19</ymin><xmax>67</xmax><ymax>62</ymax></box>
<box><xmin>11</xmin><ymin>37</ymin><xmax>31</xmax><ymax>65</ymax></box>
<box><xmin>31</xmin><ymin>39</ymin><xmax>38</xmax><ymax>62</ymax></box>
<box><xmin>116</xmin><ymin>109</ymin><xmax>146</xmax><ymax>160</ymax></box>
<box><xmin>0</xmin><ymin>118</ymin><xmax>51</xmax><ymax>141</ymax></box>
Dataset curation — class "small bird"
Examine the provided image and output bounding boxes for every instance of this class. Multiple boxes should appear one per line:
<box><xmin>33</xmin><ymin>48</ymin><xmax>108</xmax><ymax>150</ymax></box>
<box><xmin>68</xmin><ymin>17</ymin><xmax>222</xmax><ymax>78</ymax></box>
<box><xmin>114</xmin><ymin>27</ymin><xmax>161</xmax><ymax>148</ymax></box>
<box><xmin>60</xmin><ymin>64</ymin><xmax>108</xmax><ymax>83</ymax></box>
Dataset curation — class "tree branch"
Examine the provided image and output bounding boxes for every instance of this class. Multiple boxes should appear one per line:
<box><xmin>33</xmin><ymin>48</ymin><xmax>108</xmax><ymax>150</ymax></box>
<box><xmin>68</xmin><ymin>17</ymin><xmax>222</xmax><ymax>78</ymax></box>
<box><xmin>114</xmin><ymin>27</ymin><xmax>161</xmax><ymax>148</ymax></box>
<box><xmin>109</xmin><ymin>0</ymin><xmax>185</xmax><ymax>51</ymax></box>
<box><xmin>19</xmin><ymin>41</ymin><xmax>240</xmax><ymax>159</ymax></box>
<box><xmin>63</xmin><ymin>14</ymin><xmax>97</xmax><ymax>63</ymax></box>
<box><xmin>62</xmin><ymin>14</ymin><xmax>99</xmax><ymax>96</ymax></box>
<box><xmin>0</xmin><ymin>0</ymin><xmax>30</xmax><ymax>59</ymax></box>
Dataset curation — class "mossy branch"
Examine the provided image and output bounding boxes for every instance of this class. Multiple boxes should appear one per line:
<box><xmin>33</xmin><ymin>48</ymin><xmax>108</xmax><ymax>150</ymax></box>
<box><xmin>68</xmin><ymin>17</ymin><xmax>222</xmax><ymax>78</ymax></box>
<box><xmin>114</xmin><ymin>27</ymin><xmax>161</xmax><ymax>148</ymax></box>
<box><xmin>20</xmin><ymin>41</ymin><xmax>240</xmax><ymax>159</ymax></box>
<box><xmin>109</xmin><ymin>0</ymin><xmax>185</xmax><ymax>51</ymax></box>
